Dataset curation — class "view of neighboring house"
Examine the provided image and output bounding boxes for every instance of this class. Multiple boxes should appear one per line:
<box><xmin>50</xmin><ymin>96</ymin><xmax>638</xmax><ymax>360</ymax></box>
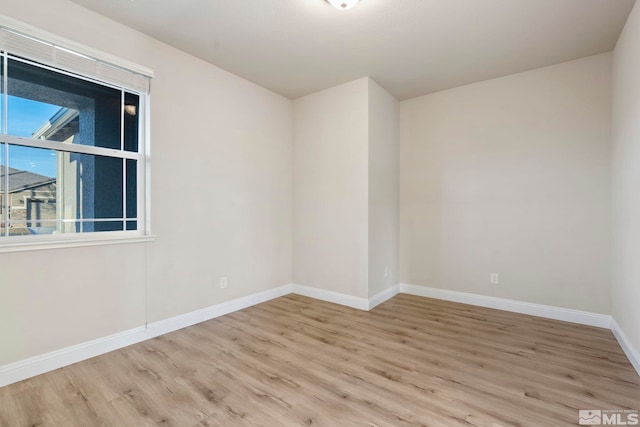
<box><xmin>0</xmin><ymin>107</ymin><xmax>80</xmax><ymax>235</ymax></box>
<box><xmin>0</xmin><ymin>164</ymin><xmax>56</xmax><ymax>235</ymax></box>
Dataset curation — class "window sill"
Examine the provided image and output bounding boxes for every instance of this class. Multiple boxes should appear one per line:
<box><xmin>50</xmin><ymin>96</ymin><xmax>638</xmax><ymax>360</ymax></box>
<box><xmin>0</xmin><ymin>233</ymin><xmax>156</xmax><ymax>253</ymax></box>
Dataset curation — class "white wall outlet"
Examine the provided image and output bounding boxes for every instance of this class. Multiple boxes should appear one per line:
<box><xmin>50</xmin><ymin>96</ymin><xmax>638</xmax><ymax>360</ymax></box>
<box><xmin>384</xmin><ymin>267</ymin><xmax>389</xmax><ymax>278</ymax></box>
<box><xmin>220</xmin><ymin>276</ymin><xmax>228</xmax><ymax>289</ymax></box>
<box><xmin>490</xmin><ymin>273</ymin><xmax>499</xmax><ymax>285</ymax></box>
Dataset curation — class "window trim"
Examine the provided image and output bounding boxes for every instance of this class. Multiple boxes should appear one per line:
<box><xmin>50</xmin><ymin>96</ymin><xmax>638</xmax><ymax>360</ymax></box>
<box><xmin>0</xmin><ymin>17</ymin><xmax>154</xmax><ymax>251</ymax></box>
<box><xmin>0</xmin><ymin>232</ymin><xmax>156</xmax><ymax>253</ymax></box>
<box><xmin>1</xmin><ymin>134</ymin><xmax>138</xmax><ymax>159</ymax></box>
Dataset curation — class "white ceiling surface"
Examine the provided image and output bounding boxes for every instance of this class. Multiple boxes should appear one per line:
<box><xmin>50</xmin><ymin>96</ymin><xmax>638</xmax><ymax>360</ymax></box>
<box><xmin>68</xmin><ymin>0</ymin><xmax>635</xmax><ymax>100</ymax></box>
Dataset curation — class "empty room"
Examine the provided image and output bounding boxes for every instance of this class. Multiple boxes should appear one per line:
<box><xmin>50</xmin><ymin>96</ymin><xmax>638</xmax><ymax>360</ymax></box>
<box><xmin>1</xmin><ymin>0</ymin><xmax>639</xmax><ymax>425</ymax></box>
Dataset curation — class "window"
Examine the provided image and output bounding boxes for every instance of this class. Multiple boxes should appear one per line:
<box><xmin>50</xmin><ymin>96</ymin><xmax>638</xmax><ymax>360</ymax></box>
<box><xmin>0</xmin><ymin>23</ymin><xmax>152</xmax><ymax>247</ymax></box>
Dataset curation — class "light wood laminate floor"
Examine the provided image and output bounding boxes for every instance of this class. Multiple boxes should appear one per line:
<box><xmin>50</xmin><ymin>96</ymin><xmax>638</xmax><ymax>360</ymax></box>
<box><xmin>1</xmin><ymin>294</ymin><xmax>639</xmax><ymax>426</ymax></box>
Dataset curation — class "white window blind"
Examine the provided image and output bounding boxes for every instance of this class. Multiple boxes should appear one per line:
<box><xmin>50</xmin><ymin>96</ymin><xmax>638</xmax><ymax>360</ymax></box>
<box><xmin>0</xmin><ymin>26</ymin><xmax>151</xmax><ymax>93</ymax></box>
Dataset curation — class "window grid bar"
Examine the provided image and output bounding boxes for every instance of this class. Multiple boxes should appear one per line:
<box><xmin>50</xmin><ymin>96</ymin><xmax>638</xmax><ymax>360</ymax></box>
<box><xmin>8</xmin><ymin>218</ymin><xmax>138</xmax><ymax>224</ymax></box>
<box><xmin>79</xmin><ymin>158</ymin><xmax>83</xmax><ymax>233</ymax></box>
<box><xmin>2</xmin><ymin>52</ymin><xmax>6</xmax><ymax>133</ymax></box>
<box><xmin>3</xmin><ymin>51</ymin><xmax>9</xmax><ymax>237</ymax></box>
<box><xmin>121</xmin><ymin>90</ymin><xmax>126</xmax><ymax>231</ymax></box>
<box><xmin>0</xmin><ymin>134</ymin><xmax>139</xmax><ymax>160</ymax></box>
<box><xmin>142</xmin><ymin>93</ymin><xmax>150</xmax><ymax>236</ymax></box>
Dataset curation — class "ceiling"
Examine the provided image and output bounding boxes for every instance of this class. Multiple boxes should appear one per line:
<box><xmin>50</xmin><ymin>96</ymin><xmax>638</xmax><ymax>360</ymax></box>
<box><xmin>68</xmin><ymin>0</ymin><xmax>635</xmax><ymax>100</ymax></box>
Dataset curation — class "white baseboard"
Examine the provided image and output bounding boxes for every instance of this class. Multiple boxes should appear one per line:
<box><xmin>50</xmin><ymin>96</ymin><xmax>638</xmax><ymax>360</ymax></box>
<box><xmin>145</xmin><ymin>284</ymin><xmax>292</xmax><ymax>339</ymax></box>
<box><xmin>2</xmin><ymin>281</ymin><xmax>634</xmax><ymax>388</ymax></box>
<box><xmin>290</xmin><ymin>284</ymin><xmax>400</xmax><ymax>311</ymax></box>
<box><xmin>0</xmin><ymin>326</ymin><xmax>148</xmax><ymax>388</ymax></box>
<box><xmin>0</xmin><ymin>284</ymin><xmax>293</xmax><ymax>388</ymax></box>
<box><xmin>611</xmin><ymin>318</ymin><xmax>640</xmax><ymax>376</ymax></box>
<box><xmin>399</xmin><ymin>283</ymin><xmax>612</xmax><ymax>329</ymax></box>
<box><xmin>369</xmin><ymin>285</ymin><xmax>400</xmax><ymax>310</ymax></box>
<box><xmin>291</xmin><ymin>284</ymin><xmax>369</xmax><ymax>310</ymax></box>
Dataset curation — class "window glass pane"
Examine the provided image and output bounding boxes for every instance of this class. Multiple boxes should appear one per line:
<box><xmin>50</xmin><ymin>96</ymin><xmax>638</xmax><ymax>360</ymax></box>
<box><xmin>124</xmin><ymin>92</ymin><xmax>139</xmax><ymax>152</ymax></box>
<box><xmin>90</xmin><ymin>220</ymin><xmax>125</xmax><ymax>233</ymax></box>
<box><xmin>126</xmin><ymin>159</ymin><xmax>137</xmax><ymax>219</ymax></box>
<box><xmin>92</xmin><ymin>154</ymin><xmax>123</xmax><ymax>219</ymax></box>
<box><xmin>1</xmin><ymin>54</ymin><xmax>4</xmax><ymax>134</ymax></box>
<box><xmin>6</xmin><ymin>145</ymin><xmax>56</xmax><ymax>236</ymax></box>
<box><xmin>9</xmin><ymin>144</ymin><xmax>57</xmax><ymax>177</ymax></box>
<box><xmin>126</xmin><ymin>220</ymin><xmax>137</xmax><ymax>231</ymax></box>
<box><xmin>1</xmin><ymin>57</ymin><xmax>5</xmax><ymax>236</ymax></box>
<box><xmin>7</xmin><ymin>96</ymin><xmax>73</xmax><ymax>139</ymax></box>
<box><xmin>7</xmin><ymin>58</ymin><xmax>121</xmax><ymax>149</ymax></box>
<box><xmin>55</xmin><ymin>151</ymin><xmax>123</xmax><ymax>221</ymax></box>
<box><xmin>6</xmin><ymin>145</ymin><xmax>126</xmax><ymax>234</ymax></box>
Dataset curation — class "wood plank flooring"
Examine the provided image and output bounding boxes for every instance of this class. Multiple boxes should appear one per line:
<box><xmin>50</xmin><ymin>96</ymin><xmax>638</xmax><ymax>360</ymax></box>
<box><xmin>0</xmin><ymin>294</ymin><xmax>638</xmax><ymax>426</ymax></box>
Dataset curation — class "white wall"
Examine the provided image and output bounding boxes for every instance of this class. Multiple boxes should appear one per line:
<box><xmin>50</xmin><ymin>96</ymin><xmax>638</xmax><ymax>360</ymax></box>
<box><xmin>399</xmin><ymin>53</ymin><xmax>612</xmax><ymax>313</ymax></box>
<box><xmin>293</xmin><ymin>77</ymin><xmax>400</xmax><ymax>300</ymax></box>
<box><xmin>0</xmin><ymin>0</ymin><xmax>292</xmax><ymax>366</ymax></box>
<box><xmin>293</xmin><ymin>78</ymin><xmax>370</xmax><ymax>298</ymax></box>
<box><xmin>612</xmin><ymin>3</ymin><xmax>640</xmax><ymax>355</ymax></box>
<box><xmin>0</xmin><ymin>0</ymin><xmax>623</xmax><ymax>373</ymax></box>
<box><xmin>368</xmin><ymin>80</ymin><xmax>399</xmax><ymax>297</ymax></box>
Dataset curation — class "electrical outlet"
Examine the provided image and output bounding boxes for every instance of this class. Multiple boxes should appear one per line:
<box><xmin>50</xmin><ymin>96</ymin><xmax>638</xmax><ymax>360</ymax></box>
<box><xmin>220</xmin><ymin>276</ymin><xmax>228</xmax><ymax>289</ymax></box>
<box><xmin>490</xmin><ymin>273</ymin><xmax>499</xmax><ymax>285</ymax></box>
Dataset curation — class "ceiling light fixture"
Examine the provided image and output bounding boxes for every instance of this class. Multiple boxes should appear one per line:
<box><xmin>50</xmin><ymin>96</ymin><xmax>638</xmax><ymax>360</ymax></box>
<box><xmin>326</xmin><ymin>0</ymin><xmax>360</xmax><ymax>11</ymax></box>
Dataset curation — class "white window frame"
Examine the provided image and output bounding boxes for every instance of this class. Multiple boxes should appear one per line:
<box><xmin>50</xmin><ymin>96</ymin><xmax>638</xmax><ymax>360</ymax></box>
<box><xmin>0</xmin><ymin>16</ymin><xmax>154</xmax><ymax>253</ymax></box>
